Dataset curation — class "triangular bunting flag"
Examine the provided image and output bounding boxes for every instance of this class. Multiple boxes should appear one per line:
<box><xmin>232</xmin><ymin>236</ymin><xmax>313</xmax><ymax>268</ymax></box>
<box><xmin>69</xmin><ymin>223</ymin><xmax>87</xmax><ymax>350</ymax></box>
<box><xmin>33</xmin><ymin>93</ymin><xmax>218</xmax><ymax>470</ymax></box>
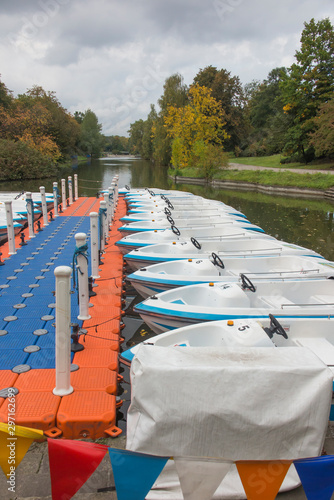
<box><xmin>0</xmin><ymin>424</ymin><xmax>44</xmax><ymax>477</ymax></box>
<box><xmin>174</xmin><ymin>456</ymin><xmax>232</xmax><ymax>500</ymax></box>
<box><xmin>48</xmin><ymin>439</ymin><xmax>108</xmax><ymax>500</ymax></box>
<box><xmin>294</xmin><ymin>455</ymin><xmax>334</xmax><ymax>500</ymax></box>
<box><xmin>236</xmin><ymin>460</ymin><xmax>292</xmax><ymax>500</ymax></box>
<box><xmin>0</xmin><ymin>432</ymin><xmax>34</xmax><ymax>477</ymax></box>
<box><xmin>0</xmin><ymin>423</ymin><xmax>44</xmax><ymax>439</ymax></box>
<box><xmin>108</xmin><ymin>448</ymin><xmax>168</xmax><ymax>500</ymax></box>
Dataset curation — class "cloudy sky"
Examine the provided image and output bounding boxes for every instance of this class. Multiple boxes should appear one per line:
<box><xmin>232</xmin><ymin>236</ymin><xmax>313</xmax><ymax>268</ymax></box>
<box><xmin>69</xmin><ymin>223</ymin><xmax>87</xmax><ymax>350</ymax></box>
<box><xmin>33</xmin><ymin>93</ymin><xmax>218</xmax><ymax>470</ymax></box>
<box><xmin>1</xmin><ymin>0</ymin><xmax>333</xmax><ymax>136</ymax></box>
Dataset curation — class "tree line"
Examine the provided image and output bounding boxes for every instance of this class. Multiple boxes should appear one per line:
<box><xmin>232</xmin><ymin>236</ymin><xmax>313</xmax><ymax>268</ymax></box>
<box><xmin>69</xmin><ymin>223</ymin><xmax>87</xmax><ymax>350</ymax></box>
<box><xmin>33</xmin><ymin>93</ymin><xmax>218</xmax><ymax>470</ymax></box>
<box><xmin>128</xmin><ymin>18</ymin><xmax>334</xmax><ymax>172</ymax></box>
<box><xmin>0</xmin><ymin>83</ymin><xmax>104</xmax><ymax>180</ymax></box>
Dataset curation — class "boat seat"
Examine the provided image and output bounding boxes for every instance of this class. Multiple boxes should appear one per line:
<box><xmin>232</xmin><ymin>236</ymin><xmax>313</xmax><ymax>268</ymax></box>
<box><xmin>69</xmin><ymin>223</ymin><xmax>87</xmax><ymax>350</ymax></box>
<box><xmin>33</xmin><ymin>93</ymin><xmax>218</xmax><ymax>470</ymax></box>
<box><xmin>293</xmin><ymin>337</ymin><xmax>334</xmax><ymax>367</ymax></box>
<box><xmin>310</xmin><ymin>294</ymin><xmax>334</xmax><ymax>305</ymax></box>
<box><xmin>259</xmin><ymin>296</ymin><xmax>295</xmax><ymax>309</ymax></box>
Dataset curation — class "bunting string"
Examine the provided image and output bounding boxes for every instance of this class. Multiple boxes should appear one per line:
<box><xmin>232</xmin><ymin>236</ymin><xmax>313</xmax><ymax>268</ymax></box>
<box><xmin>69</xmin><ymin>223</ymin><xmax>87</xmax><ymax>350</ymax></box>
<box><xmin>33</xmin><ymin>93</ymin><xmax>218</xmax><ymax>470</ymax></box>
<box><xmin>0</xmin><ymin>424</ymin><xmax>333</xmax><ymax>500</ymax></box>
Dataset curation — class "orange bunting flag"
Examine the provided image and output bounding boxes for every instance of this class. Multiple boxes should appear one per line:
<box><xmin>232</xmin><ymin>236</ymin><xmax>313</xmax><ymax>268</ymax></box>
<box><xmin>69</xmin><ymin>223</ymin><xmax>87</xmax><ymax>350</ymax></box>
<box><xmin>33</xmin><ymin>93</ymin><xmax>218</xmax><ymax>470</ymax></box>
<box><xmin>0</xmin><ymin>423</ymin><xmax>44</xmax><ymax>479</ymax></box>
<box><xmin>236</xmin><ymin>460</ymin><xmax>292</xmax><ymax>500</ymax></box>
<box><xmin>48</xmin><ymin>439</ymin><xmax>108</xmax><ymax>500</ymax></box>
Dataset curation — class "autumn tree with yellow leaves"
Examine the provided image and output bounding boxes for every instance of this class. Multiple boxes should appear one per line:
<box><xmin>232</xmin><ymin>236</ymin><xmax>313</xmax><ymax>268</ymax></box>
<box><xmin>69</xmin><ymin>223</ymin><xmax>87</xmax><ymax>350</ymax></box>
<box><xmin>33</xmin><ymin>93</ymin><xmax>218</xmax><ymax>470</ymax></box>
<box><xmin>164</xmin><ymin>84</ymin><xmax>228</xmax><ymax>178</ymax></box>
<box><xmin>0</xmin><ymin>78</ymin><xmax>83</xmax><ymax>180</ymax></box>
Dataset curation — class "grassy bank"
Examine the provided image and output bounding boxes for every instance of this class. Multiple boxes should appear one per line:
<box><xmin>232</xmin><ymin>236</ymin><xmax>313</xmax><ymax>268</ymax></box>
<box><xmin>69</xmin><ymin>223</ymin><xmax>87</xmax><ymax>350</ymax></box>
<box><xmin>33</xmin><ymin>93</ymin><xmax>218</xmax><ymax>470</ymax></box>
<box><xmin>229</xmin><ymin>154</ymin><xmax>334</xmax><ymax>170</ymax></box>
<box><xmin>169</xmin><ymin>166</ymin><xmax>334</xmax><ymax>190</ymax></box>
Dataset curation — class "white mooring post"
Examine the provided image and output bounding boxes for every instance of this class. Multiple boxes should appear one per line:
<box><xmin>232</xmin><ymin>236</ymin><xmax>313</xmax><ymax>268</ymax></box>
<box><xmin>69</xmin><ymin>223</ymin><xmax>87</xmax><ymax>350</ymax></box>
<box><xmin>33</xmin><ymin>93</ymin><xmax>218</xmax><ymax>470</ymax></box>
<box><xmin>111</xmin><ymin>181</ymin><xmax>117</xmax><ymax>206</ymax></box>
<box><xmin>74</xmin><ymin>173</ymin><xmax>78</xmax><ymax>200</ymax></box>
<box><xmin>53</xmin><ymin>182</ymin><xmax>59</xmax><ymax>217</ymax></box>
<box><xmin>90</xmin><ymin>212</ymin><xmax>100</xmax><ymax>279</ymax></box>
<box><xmin>103</xmin><ymin>192</ymin><xmax>110</xmax><ymax>235</ymax></box>
<box><xmin>53</xmin><ymin>266</ymin><xmax>74</xmax><ymax>396</ymax></box>
<box><xmin>61</xmin><ymin>178</ymin><xmax>66</xmax><ymax>210</ymax></box>
<box><xmin>26</xmin><ymin>192</ymin><xmax>35</xmax><ymax>239</ymax></box>
<box><xmin>113</xmin><ymin>176</ymin><xmax>119</xmax><ymax>203</ymax></box>
<box><xmin>108</xmin><ymin>187</ymin><xmax>114</xmax><ymax>223</ymax></box>
<box><xmin>75</xmin><ymin>232</ymin><xmax>91</xmax><ymax>321</ymax></box>
<box><xmin>99</xmin><ymin>200</ymin><xmax>107</xmax><ymax>253</ymax></box>
<box><xmin>68</xmin><ymin>176</ymin><xmax>73</xmax><ymax>205</ymax></box>
<box><xmin>5</xmin><ymin>201</ymin><xmax>16</xmax><ymax>255</ymax></box>
<box><xmin>39</xmin><ymin>186</ymin><xmax>48</xmax><ymax>226</ymax></box>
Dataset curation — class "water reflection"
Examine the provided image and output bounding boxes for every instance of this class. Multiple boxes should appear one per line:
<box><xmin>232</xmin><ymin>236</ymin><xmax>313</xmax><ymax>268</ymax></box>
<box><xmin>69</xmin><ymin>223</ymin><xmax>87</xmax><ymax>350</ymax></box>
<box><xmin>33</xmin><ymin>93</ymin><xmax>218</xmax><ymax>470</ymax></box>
<box><xmin>1</xmin><ymin>157</ymin><xmax>334</xmax><ymax>261</ymax></box>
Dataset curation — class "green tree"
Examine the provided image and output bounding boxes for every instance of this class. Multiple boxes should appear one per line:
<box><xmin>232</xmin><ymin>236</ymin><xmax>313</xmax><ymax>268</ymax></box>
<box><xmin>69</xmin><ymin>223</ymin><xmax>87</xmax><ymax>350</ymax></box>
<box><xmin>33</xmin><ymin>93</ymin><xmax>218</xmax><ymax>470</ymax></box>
<box><xmin>141</xmin><ymin>105</ymin><xmax>157</xmax><ymax>160</ymax></box>
<box><xmin>244</xmin><ymin>67</ymin><xmax>290</xmax><ymax>155</ymax></box>
<box><xmin>128</xmin><ymin>119</ymin><xmax>145</xmax><ymax>155</ymax></box>
<box><xmin>152</xmin><ymin>74</ymin><xmax>188</xmax><ymax>165</ymax></box>
<box><xmin>74</xmin><ymin>111</ymin><xmax>85</xmax><ymax>124</ymax></box>
<box><xmin>280</xmin><ymin>18</ymin><xmax>334</xmax><ymax>162</ymax></box>
<box><xmin>309</xmin><ymin>98</ymin><xmax>334</xmax><ymax>157</ymax></box>
<box><xmin>78</xmin><ymin>109</ymin><xmax>104</xmax><ymax>156</ymax></box>
<box><xmin>0</xmin><ymin>76</ymin><xmax>13</xmax><ymax>109</ymax></box>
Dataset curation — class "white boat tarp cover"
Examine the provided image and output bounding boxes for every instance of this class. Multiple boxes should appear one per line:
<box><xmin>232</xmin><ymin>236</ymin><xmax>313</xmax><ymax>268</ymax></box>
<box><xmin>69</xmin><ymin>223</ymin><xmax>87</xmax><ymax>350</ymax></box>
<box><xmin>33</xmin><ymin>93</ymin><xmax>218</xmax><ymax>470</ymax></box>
<box><xmin>127</xmin><ymin>345</ymin><xmax>333</xmax><ymax>499</ymax></box>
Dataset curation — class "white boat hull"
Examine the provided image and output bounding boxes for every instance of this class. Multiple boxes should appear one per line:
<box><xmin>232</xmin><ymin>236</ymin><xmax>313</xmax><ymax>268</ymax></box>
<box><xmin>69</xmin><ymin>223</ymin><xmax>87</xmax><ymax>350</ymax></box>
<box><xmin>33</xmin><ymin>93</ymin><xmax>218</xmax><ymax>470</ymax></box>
<box><xmin>125</xmin><ymin>237</ymin><xmax>324</xmax><ymax>270</ymax></box>
<box><xmin>134</xmin><ymin>278</ymin><xmax>334</xmax><ymax>334</ymax></box>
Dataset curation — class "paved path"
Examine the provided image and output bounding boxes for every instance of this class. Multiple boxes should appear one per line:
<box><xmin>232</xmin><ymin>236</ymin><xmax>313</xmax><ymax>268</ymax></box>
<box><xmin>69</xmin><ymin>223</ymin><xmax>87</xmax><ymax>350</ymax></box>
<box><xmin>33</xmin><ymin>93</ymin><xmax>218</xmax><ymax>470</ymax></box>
<box><xmin>229</xmin><ymin>162</ymin><xmax>334</xmax><ymax>175</ymax></box>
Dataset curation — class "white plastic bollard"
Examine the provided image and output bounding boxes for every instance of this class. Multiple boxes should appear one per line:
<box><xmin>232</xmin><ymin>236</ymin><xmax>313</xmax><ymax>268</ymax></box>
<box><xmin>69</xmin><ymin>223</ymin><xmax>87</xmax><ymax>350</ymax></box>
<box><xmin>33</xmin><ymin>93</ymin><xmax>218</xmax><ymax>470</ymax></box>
<box><xmin>99</xmin><ymin>200</ymin><xmax>108</xmax><ymax>252</ymax></box>
<box><xmin>90</xmin><ymin>212</ymin><xmax>100</xmax><ymax>279</ymax></box>
<box><xmin>53</xmin><ymin>266</ymin><xmax>74</xmax><ymax>396</ymax></box>
<box><xmin>53</xmin><ymin>182</ymin><xmax>59</xmax><ymax>217</ymax></box>
<box><xmin>61</xmin><ymin>178</ymin><xmax>66</xmax><ymax>210</ymax></box>
<box><xmin>74</xmin><ymin>173</ymin><xmax>78</xmax><ymax>200</ymax></box>
<box><xmin>26</xmin><ymin>192</ymin><xmax>35</xmax><ymax>239</ymax></box>
<box><xmin>108</xmin><ymin>187</ymin><xmax>114</xmax><ymax>223</ymax></box>
<box><xmin>5</xmin><ymin>201</ymin><xmax>16</xmax><ymax>255</ymax></box>
<box><xmin>39</xmin><ymin>186</ymin><xmax>48</xmax><ymax>226</ymax></box>
<box><xmin>75</xmin><ymin>232</ymin><xmax>91</xmax><ymax>321</ymax></box>
<box><xmin>68</xmin><ymin>176</ymin><xmax>73</xmax><ymax>205</ymax></box>
<box><xmin>103</xmin><ymin>192</ymin><xmax>110</xmax><ymax>235</ymax></box>
<box><xmin>111</xmin><ymin>181</ymin><xmax>117</xmax><ymax>206</ymax></box>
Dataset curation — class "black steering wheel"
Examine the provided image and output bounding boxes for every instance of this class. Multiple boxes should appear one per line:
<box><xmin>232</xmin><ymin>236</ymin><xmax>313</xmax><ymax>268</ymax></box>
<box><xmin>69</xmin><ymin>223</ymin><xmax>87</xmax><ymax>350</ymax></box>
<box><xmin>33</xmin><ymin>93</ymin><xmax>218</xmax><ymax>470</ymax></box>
<box><xmin>167</xmin><ymin>215</ymin><xmax>175</xmax><ymax>226</ymax></box>
<box><xmin>190</xmin><ymin>237</ymin><xmax>201</xmax><ymax>250</ymax></box>
<box><xmin>167</xmin><ymin>200</ymin><xmax>174</xmax><ymax>210</ymax></box>
<box><xmin>160</xmin><ymin>194</ymin><xmax>166</xmax><ymax>200</ymax></box>
<box><xmin>212</xmin><ymin>252</ymin><xmax>224</xmax><ymax>269</ymax></box>
<box><xmin>268</xmin><ymin>313</ymin><xmax>288</xmax><ymax>339</ymax></box>
<box><xmin>125</xmin><ymin>185</ymin><xmax>130</xmax><ymax>190</ymax></box>
<box><xmin>149</xmin><ymin>190</ymin><xmax>155</xmax><ymax>196</ymax></box>
<box><xmin>164</xmin><ymin>207</ymin><xmax>171</xmax><ymax>216</ymax></box>
<box><xmin>171</xmin><ymin>225</ymin><xmax>181</xmax><ymax>236</ymax></box>
<box><xmin>240</xmin><ymin>273</ymin><xmax>256</xmax><ymax>292</ymax></box>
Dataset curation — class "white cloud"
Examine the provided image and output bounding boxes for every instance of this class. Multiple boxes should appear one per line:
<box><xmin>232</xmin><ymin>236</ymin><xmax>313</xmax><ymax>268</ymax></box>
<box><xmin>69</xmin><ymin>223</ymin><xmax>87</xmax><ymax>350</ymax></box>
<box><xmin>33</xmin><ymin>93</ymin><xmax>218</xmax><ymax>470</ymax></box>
<box><xmin>0</xmin><ymin>0</ymin><xmax>333</xmax><ymax>135</ymax></box>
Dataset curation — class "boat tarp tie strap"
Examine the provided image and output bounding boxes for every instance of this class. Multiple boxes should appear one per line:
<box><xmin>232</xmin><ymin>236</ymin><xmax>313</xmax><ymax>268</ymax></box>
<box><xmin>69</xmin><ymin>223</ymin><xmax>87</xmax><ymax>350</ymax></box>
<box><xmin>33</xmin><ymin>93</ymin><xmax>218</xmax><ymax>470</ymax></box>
<box><xmin>53</xmin><ymin>186</ymin><xmax>60</xmax><ymax>200</ymax></box>
<box><xmin>98</xmin><ymin>207</ymin><xmax>108</xmax><ymax>250</ymax></box>
<box><xmin>109</xmin><ymin>192</ymin><xmax>114</xmax><ymax>201</ymax></box>
<box><xmin>72</xmin><ymin>243</ymin><xmax>89</xmax><ymax>290</ymax></box>
<box><xmin>26</xmin><ymin>198</ymin><xmax>34</xmax><ymax>213</ymax></box>
<box><xmin>26</xmin><ymin>198</ymin><xmax>35</xmax><ymax>234</ymax></box>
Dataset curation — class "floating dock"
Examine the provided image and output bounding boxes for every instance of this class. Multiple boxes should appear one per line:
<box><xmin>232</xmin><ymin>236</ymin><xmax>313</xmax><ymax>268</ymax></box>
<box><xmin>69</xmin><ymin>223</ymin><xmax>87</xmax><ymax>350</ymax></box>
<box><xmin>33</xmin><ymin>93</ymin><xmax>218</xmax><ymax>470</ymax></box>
<box><xmin>0</xmin><ymin>195</ymin><xmax>126</xmax><ymax>439</ymax></box>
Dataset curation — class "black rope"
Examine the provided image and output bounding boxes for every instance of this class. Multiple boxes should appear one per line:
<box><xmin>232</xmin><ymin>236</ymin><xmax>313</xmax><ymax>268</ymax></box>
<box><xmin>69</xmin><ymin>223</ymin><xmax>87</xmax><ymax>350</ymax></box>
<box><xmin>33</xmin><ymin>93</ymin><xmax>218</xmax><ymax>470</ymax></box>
<box><xmin>84</xmin><ymin>313</ymin><xmax>124</xmax><ymax>330</ymax></box>
<box><xmin>96</xmin><ymin>274</ymin><xmax>123</xmax><ymax>282</ymax></box>
<box><xmin>83</xmin><ymin>331</ymin><xmax>122</xmax><ymax>342</ymax></box>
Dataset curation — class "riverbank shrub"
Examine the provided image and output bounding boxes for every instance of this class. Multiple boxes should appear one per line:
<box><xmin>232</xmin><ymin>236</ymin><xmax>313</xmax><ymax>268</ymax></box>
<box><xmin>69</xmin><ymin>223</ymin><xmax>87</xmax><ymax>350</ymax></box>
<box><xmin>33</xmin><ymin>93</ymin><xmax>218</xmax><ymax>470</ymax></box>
<box><xmin>0</xmin><ymin>139</ymin><xmax>57</xmax><ymax>180</ymax></box>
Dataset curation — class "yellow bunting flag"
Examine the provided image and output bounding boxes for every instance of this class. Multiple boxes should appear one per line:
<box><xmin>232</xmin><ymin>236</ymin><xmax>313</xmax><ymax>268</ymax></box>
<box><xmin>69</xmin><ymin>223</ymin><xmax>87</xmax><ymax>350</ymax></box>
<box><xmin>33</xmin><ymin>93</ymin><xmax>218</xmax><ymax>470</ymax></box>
<box><xmin>0</xmin><ymin>424</ymin><xmax>44</xmax><ymax>479</ymax></box>
<box><xmin>236</xmin><ymin>460</ymin><xmax>292</xmax><ymax>500</ymax></box>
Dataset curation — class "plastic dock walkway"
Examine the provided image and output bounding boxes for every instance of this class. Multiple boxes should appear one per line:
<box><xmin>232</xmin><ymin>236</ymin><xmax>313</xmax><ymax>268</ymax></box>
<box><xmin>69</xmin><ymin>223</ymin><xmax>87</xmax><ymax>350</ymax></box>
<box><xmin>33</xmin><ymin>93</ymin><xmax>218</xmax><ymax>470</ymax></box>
<box><xmin>0</xmin><ymin>196</ymin><xmax>126</xmax><ymax>439</ymax></box>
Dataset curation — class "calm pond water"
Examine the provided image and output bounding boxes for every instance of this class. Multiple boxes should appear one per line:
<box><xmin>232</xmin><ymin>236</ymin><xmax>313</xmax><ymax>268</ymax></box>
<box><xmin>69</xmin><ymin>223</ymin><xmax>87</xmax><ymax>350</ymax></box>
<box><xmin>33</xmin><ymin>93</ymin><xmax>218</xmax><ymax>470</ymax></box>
<box><xmin>3</xmin><ymin>157</ymin><xmax>334</xmax><ymax>431</ymax></box>
<box><xmin>2</xmin><ymin>156</ymin><xmax>334</xmax><ymax>260</ymax></box>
